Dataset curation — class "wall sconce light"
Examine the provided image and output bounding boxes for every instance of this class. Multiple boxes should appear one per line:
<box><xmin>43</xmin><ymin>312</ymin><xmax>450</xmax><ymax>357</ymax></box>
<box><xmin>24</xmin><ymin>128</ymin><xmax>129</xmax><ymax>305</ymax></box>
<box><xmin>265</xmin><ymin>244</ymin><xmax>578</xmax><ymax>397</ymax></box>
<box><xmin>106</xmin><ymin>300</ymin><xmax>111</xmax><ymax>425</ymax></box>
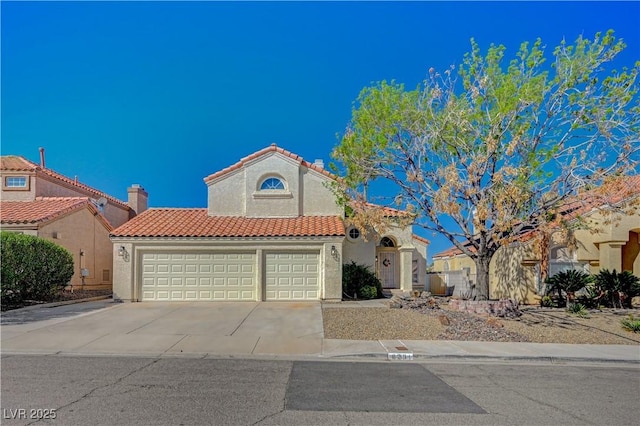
<box><xmin>331</xmin><ymin>245</ymin><xmax>337</xmax><ymax>257</ymax></box>
<box><xmin>118</xmin><ymin>246</ymin><xmax>126</xmax><ymax>257</ymax></box>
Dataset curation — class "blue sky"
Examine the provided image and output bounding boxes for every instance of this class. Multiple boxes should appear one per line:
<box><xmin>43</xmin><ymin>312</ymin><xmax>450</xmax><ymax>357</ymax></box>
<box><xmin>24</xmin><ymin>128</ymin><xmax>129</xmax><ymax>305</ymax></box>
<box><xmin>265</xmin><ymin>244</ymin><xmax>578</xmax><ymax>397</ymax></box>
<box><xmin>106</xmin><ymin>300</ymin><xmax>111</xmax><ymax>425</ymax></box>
<box><xmin>2</xmin><ymin>1</ymin><xmax>639</xmax><ymax>260</ymax></box>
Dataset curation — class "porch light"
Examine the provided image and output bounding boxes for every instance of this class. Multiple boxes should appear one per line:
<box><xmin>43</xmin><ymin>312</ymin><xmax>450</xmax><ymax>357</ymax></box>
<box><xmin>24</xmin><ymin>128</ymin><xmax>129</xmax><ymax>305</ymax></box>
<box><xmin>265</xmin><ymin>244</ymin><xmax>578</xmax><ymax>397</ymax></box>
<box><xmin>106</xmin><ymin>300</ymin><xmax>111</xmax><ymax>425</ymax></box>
<box><xmin>331</xmin><ymin>245</ymin><xmax>337</xmax><ymax>257</ymax></box>
<box><xmin>118</xmin><ymin>246</ymin><xmax>126</xmax><ymax>257</ymax></box>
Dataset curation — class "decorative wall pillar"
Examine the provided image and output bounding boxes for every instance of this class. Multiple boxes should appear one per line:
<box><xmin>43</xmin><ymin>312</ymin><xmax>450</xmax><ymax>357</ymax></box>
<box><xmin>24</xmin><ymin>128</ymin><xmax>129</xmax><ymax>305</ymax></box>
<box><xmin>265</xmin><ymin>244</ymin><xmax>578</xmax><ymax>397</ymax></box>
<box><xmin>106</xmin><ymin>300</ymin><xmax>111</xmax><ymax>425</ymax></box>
<box><xmin>599</xmin><ymin>242</ymin><xmax>624</xmax><ymax>272</ymax></box>
<box><xmin>399</xmin><ymin>246</ymin><xmax>414</xmax><ymax>292</ymax></box>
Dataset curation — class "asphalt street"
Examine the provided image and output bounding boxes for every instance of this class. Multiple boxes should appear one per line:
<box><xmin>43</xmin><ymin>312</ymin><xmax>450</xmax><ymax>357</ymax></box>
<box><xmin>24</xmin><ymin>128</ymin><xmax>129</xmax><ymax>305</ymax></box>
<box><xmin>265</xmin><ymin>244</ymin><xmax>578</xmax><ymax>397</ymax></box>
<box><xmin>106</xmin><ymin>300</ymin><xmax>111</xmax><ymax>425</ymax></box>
<box><xmin>1</xmin><ymin>355</ymin><xmax>638</xmax><ymax>425</ymax></box>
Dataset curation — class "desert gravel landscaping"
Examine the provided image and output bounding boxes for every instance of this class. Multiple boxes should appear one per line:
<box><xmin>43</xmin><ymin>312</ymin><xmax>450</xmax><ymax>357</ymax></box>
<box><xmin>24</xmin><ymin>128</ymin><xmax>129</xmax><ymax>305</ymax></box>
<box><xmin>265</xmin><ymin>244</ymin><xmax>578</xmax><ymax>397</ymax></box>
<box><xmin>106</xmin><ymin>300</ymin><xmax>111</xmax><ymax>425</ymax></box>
<box><xmin>322</xmin><ymin>300</ymin><xmax>640</xmax><ymax>345</ymax></box>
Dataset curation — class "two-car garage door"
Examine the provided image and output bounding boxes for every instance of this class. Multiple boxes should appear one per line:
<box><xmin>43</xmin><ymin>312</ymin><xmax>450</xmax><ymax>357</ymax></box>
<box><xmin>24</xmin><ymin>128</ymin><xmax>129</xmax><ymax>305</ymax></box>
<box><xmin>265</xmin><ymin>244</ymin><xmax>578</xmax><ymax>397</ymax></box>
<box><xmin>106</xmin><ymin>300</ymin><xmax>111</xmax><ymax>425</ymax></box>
<box><xmin>141</xmin><ymin>251</ymin><xmax>319</xmax><ymax>301</ymax></box>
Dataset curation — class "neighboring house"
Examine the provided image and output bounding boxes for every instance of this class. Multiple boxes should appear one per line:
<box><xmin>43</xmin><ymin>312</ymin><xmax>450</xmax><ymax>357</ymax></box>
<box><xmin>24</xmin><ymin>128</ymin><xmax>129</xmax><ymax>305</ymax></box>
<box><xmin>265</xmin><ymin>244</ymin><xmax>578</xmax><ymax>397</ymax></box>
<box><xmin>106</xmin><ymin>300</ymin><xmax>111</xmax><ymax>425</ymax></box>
<box><xmin>432</xmin><ymin>177</ymin><xmax>640</xmax><ymax>304</ymax></box>
<box><xmin>0</xmin><ymin>151</ymin><xmax>147</xmax><ymax>289</ymax></box>
<box><xmin>110</xmin><ymin>144</ymin><xmax>428</xmax><ymax>302</ymax></box>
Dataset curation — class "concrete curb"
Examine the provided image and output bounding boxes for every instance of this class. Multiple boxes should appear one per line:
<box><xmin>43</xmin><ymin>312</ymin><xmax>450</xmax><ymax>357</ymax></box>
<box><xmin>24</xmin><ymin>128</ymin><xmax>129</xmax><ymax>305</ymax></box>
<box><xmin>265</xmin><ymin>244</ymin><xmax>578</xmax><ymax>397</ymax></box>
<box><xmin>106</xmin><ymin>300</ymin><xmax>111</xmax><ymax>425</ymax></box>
<box><xmin>1</xmin><ymin>295</ymin><xmax>113</xmax><ymax>313</ymax></box>
<box><xmin>325</xmin><ymin>352</ymin><xmax>640</xmax><ymax>364</ymax></box>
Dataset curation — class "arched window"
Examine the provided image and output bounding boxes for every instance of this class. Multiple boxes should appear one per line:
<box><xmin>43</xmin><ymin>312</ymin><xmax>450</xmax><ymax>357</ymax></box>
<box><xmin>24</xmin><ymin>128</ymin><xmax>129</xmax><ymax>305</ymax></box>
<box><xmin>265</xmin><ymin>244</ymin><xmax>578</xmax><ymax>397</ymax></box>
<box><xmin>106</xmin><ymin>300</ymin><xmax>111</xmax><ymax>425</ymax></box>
<box><xmin>260</xmin><ymin>177</ymin><xmax>285</xmax><ymax>190</ymax></box>
<box><xmin>380</xmin><ymin>236</ymin><xmax>395</xmax><ymax>247</ymax></box>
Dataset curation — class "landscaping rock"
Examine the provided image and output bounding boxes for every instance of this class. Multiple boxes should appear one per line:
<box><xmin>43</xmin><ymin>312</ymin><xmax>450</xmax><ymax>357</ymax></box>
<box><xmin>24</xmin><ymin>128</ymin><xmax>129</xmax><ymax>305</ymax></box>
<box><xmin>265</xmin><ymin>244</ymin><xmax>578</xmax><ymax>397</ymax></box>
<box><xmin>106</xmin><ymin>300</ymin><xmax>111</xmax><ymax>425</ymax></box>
<box><xmin>486</xmin><ymin>317</ymin><xmax>504</xmax><ymax>328</ymax></box>
<box><xmin>438</xmin><ymin>315</ymin><xmax>450</xmax><ymax>326</ymax></box>
<box><xmin>631</xmin><ymin>296</ymin><xmax>640</xmax><ymax>308</ymax></box>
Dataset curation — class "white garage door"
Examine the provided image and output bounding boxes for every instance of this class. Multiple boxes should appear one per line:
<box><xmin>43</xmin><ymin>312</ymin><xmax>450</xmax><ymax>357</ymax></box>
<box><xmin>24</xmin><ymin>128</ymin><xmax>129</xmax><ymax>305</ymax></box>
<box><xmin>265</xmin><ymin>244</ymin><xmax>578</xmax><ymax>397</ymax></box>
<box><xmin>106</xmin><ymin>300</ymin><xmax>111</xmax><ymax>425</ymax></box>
<box><xmin>265</xmin><ymin>252</ymin><xmax>319</xmax><ymax>300</ymax></box>
<box><xmin>141</xmin><ymin>252</ymin><xmax>256</xmax><ymax>301</ymax></box>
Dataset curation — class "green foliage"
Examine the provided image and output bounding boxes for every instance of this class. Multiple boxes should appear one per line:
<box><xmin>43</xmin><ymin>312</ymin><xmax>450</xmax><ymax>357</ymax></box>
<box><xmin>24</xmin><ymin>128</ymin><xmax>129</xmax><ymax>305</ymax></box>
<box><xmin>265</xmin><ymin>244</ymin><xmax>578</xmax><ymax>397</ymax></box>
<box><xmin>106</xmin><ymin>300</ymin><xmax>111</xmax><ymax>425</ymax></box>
<box><xmin>539</xmin><ymin>295</ymin><xmax>555</xmax><ymax>308</ymax></box>
<box><xmin>342</xmin><ymin>262</ymin><xmax>383</xmax><ymax>300</ymax></box>
<box><xmin>620</xmin><ymin>314</ymin><xmax>640</xmax><ymax>333</ymax></box>
<box><xmin>332</xmin><ymin>29</ymin><xmax>639</xmax><ymax>302</ymax></box>
<box><xmin>358</xmin><ymin>285</ymin><xmax>378</xmax><ymax>300</ymax></box>
<box><xmin>545</xmin><ymin>270</ymin><xmax>593</xmax><ymax>307</ymax></box>
<box><xmin>1</xmin><ymin>232</ymin><xmax>74</xmax><ymax>308</ymax></box>
<box><xmin>592</xmin><ymin>269</ymin><xmax>640</xmax><ymax>308</ymax></box>
<box><xmin>566</xmin><ymin>302</ymin><xmax>589</xmax><ymax>318</ymax></box>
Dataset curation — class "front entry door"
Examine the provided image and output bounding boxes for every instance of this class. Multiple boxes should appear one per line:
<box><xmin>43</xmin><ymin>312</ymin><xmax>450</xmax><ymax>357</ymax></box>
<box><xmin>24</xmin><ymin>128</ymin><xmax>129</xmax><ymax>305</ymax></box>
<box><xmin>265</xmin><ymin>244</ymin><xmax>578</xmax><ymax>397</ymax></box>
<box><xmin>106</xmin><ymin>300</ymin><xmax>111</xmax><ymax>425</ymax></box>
<box><xmin>378</xmin><ymin>252</ymin><xmax>397</xmax><ymax>288</ymax></box>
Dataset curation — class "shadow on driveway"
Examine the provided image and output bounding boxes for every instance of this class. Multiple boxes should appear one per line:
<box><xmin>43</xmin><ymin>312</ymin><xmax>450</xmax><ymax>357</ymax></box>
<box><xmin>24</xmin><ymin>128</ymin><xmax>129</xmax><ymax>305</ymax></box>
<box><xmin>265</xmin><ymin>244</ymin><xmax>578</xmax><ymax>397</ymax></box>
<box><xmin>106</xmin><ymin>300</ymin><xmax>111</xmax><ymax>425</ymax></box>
<box><xmin>0</xmin><ymin>300</ymin><xmax>115</xmax><ymax>325</ymax></box>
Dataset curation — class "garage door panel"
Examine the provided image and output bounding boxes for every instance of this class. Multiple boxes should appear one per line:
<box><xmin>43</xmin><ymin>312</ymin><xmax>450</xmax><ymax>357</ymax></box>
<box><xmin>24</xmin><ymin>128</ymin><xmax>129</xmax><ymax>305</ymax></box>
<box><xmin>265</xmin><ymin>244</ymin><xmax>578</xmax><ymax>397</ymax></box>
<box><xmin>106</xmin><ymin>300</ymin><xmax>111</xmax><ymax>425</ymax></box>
<box><xmin>265</xmin><ymin>252</ymin><xmax>319</xmax><ymax>301</ymax></box>
<box><xmin>141</xmin><ymin>252</ymin><xmax>256</xmax><ymax>301</ymax></box>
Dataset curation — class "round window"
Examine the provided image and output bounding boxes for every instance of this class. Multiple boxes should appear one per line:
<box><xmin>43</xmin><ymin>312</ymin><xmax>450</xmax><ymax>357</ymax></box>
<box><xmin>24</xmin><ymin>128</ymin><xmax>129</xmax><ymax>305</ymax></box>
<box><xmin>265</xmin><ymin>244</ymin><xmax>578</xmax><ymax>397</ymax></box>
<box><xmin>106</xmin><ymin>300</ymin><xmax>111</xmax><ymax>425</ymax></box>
<box><xmin>348</xmin><ymin>228</ymin><xmax>360</xmax><ymax>240</ymax></box>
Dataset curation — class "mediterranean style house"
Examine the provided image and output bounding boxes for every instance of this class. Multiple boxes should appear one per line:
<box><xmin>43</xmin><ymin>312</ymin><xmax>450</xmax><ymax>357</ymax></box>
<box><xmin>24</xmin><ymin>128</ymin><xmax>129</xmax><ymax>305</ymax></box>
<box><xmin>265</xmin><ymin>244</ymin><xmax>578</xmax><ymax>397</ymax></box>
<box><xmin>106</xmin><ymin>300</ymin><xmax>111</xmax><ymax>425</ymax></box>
<box><xmin>110</xmin><ymin>144</ymin><xmax>428</xmax><ymax>302</ymax></box>
<box><xmin>0</xmin><ymin>150</ymin><xmax>147</xmax><ymax>289</ymax></box>
<box><xmin>432</xmin><ymin>176</ymin><xmax>640</xmax><ymax>304</ymax></box>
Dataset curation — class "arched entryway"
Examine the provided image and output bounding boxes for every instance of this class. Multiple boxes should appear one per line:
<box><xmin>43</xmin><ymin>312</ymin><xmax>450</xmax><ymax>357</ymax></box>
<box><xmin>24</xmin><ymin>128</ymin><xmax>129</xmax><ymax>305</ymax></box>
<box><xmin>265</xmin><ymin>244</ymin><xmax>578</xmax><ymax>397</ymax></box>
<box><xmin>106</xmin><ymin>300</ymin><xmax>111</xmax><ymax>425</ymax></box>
<box><xmin>376</xmin><ymin>236</ymin><xmax>399</xmax><ymax>289</ymax></box>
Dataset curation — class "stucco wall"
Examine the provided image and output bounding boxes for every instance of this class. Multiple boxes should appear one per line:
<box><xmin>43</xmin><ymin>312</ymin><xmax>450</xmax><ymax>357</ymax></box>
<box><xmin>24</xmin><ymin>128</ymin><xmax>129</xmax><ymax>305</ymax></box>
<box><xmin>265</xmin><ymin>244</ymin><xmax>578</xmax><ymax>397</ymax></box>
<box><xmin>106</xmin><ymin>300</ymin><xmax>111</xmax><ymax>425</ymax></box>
<box><xmin>208</xmin><ymin>170</ymin><xmax>245</xmax><ymax>216</ymax></box>
<box><xmin>39</xmin><ymin>208</ymin><xmax>113</xmax><ymax>289</ymax></box>
<box><xmin>0</xmin><ymin>173</ymin><xmax>36</xmax><ymax>201</ymax></box>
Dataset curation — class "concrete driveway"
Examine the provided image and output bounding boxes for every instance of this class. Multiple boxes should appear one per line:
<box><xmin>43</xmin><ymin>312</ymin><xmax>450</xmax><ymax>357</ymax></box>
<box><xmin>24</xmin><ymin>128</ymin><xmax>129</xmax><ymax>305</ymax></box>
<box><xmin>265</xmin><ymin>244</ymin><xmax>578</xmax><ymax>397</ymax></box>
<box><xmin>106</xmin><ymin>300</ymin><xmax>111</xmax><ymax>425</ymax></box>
<box><xmin>1</xmin><ymin>301</ymin><xmax>324</xmax><ymax>357</ymax></box>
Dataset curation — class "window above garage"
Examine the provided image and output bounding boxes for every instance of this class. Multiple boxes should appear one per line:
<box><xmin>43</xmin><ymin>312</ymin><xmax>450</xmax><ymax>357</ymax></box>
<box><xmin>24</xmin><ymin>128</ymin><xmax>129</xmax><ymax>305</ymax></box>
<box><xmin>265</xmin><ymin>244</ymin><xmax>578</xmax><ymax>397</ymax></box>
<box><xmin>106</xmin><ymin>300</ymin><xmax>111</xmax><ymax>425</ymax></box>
<box><xmin>254</xmin><ymin>175</ymin><xmax>293</xmax><ymax>199</ymax></box>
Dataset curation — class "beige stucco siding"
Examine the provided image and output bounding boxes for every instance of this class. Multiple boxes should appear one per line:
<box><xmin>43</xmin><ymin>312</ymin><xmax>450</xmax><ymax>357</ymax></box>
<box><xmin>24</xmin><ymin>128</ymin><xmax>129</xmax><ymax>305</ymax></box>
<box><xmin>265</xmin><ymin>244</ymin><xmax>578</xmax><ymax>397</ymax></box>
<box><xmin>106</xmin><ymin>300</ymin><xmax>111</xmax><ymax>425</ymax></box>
<box><xmin>206</xmin><ymin>152</ymin><xmax>340</xmax><ymax>218</ymax></box>
<box><xmin>301</xmin><ymin>170</ymin><xmax>343</xmax><ymax>216</ymax></box>
<box><xmin>0</xmin><ymin>174</ymin><xmax>36</xmax><ymax>201</ymax></box>
<box><xmin>38</xmin><ymin>209</ymin><xmax>113</xmax><ymax>289</ymax></box>
<box><xmin>207</xmin><ymin>170</ymin><xmax>245</xmax><ymax>216</ymax></box>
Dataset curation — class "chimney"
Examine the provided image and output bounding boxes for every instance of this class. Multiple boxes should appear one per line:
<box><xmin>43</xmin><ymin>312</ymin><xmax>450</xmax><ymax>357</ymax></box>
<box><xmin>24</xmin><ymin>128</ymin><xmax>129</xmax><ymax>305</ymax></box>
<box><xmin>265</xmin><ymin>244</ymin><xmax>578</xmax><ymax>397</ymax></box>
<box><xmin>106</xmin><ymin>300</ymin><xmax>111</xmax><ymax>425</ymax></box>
<box><xmin>313</xmin><ymin>159</ymin><xmax>324</xmax><ymax>169</ymax></box>
<box><xmin>39</xmin><ymin>147</ymin><xmax>46</xmax><ymax>168</ymax></box>
<box><xmin>127</xmin><ymin>184</ymin><xmax>148</xmax><ymax>217</ymax></box>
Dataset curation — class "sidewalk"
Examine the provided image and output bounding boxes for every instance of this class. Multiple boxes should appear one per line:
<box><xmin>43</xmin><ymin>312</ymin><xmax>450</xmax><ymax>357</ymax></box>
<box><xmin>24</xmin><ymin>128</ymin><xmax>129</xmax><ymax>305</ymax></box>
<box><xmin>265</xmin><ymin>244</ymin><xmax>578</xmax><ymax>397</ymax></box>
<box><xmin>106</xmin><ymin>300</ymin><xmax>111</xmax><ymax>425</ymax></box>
<box><xmin>1</xmin><ymin>299</ymin><xmax>639</xmax><ymax>364</ymax></box>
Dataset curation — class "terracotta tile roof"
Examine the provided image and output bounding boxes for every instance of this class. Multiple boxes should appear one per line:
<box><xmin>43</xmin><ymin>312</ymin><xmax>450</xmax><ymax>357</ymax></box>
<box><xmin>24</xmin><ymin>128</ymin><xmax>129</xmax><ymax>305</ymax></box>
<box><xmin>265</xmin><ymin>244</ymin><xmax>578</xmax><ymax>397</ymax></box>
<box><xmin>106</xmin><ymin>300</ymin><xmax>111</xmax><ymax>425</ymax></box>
<box><xmin>203</xmin><ymin>144</ymin><xmax>337</xmax><ymax>183</ymax></box>
<box><xmin>1</xmin><ymin>155</ymin><xmax>130</xmax><ymax>210</ymax></box>
<box><xmin>111</xmin><ymin>209</ymin><xmax>346</xmax><ymax>238</ymax></box>
<box><xmin>0</xmin><ymin>156</ymin><xmax>36</xmax><ymax>171</ymax></box>
<box><xmin>412</xmin><ymin>234</ymin><xmax>430</xmax><ymax>245</ymax></box>
<box><xmin>0</xmin><ymin>197</ymin><xmax>113</xmax><ymax>231</ymax></box>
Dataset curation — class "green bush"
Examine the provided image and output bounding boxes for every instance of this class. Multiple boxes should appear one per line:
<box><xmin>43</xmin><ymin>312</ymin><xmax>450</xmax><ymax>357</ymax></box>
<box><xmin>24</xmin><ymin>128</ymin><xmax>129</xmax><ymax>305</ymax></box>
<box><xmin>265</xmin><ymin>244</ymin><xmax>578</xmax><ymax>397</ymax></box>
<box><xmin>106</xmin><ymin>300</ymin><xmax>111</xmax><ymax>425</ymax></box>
<box><xmin>592</xmin><ymin>269</ymin><xmax>640</xmax><ymax>309</ymax></box>
<box><xmin>545</xmin><ymin>269</ymin><xmax>592</xmax><ymax>307</ymax></box>
<box><xmin>1</xmin><ymin>232</ymin><xmax>74</xmax><ymax>308</ymax></box>
<box><xmin>358</xmin><ymin>285</ymin><xmax>378</xmax><ymax>299</ymax></box>
<box><xmin>342</xmin><ymin>262</ymin><xmax>383</xmax><ymax>300</ymax></box>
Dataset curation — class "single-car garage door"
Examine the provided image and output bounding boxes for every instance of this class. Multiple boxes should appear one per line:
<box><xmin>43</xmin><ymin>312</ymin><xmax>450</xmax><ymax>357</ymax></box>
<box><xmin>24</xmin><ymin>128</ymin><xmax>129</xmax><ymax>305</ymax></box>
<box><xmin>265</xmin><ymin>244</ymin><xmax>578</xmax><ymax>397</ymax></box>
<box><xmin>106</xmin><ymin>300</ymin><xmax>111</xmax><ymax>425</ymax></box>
<box><xmin>265</xmin><ymin>252</ymin><xmax>319</xmax><ymax>300</ymax></box>
<box><xmin>141</xmin><ymin>252</ymin><xmax>256</xmax><ymax>301</ymax></box>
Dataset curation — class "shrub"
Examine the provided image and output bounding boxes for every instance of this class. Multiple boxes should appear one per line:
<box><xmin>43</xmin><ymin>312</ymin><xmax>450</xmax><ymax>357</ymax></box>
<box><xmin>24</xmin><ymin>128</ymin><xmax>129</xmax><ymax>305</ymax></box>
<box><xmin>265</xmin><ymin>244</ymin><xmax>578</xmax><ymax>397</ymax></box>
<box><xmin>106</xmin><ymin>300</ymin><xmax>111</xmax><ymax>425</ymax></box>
<box><xmin>544</xmin><ymin>269</ymin><xmax>592</xmax><ymax>307</ymax></box>
<box><xmin>342</xmin><ymin>262</ymin><xmax>383</xmax><ymax>300</ymax></box>
<box><xmin>620</xmin><ymin>315</ymin><xmax>640</xmax><ymax>333</ymax></box>
<box><xmin>1</xmin><ymin>232</ymin><xmax>74</xmax><ymax>308</ymax></box>
<box><xmin>566</xmin><ymin>302</ymin><xmax>589</xmax><ymax>318</ymax></box>
<box><xmin>592</xmin><ymin>269</ymin><xmax>640</xmax><ymax>309</ymax></box>
<box><xmin>539</xmin><ymin>295</ymin><xmax>555</xmax><ymax>308</ymax></box>
<box><xmin>358</xmin><ymin>285</ymin><xmax>378</xmax><ymax>299</ymax></box>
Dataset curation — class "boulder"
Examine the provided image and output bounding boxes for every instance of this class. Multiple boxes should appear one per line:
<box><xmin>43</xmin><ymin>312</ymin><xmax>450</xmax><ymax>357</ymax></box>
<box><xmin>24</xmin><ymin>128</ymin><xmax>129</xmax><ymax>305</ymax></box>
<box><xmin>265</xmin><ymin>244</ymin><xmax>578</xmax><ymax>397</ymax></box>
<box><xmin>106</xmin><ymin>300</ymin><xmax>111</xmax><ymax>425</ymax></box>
<box><xmin>631</xmin><ymin>296</ymin><xmax>640</xmax><ymax>308</ymax></box>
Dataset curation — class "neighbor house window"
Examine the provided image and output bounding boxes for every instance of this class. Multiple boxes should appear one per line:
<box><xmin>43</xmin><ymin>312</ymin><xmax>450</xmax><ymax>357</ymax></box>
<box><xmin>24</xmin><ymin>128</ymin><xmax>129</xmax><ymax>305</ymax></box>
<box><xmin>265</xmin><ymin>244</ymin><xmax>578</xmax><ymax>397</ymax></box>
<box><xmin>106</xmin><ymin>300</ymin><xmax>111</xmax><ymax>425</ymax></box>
<box><xmin>380</xmin><ymin>236</ymin><xmax>395</xmax><ymax>247</ymax></box>
<box><xmin>5</xmin><ymin>176</ymin><xmax>27</xmax><ymax>188</ymax></box>
<box><xmin>260</xmin><ymin>177</ymin><xmax>285</xmax><ymax>190</ymax></box>
<box><xmin>348</xmin><ymin>227</ymin><xmax>361</xmax><ymax>240</ymax></box>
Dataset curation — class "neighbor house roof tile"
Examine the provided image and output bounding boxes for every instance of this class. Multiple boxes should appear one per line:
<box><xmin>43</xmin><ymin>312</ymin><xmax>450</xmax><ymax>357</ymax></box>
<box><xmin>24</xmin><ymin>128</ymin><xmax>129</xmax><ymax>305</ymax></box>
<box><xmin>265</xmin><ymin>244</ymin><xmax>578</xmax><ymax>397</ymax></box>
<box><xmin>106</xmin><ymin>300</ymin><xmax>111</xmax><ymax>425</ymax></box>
<box><xmin>203</xmin><ymin>144</ymin><xmax>336</xmax><ymax>183</ymax></box>
<box><xmin>111</xmin><ymin>209</ymin><xmax>346</xmax><ymax>238</ymax></box>
<box><xmin>1</xmin><ymin>155</ymin><xmax>130</xmax><ymax>210</ymax></box>
<box><xmin>0</xmin><ymin>197</ymin><xmax>113</xmax><ymax>231</ymax></box>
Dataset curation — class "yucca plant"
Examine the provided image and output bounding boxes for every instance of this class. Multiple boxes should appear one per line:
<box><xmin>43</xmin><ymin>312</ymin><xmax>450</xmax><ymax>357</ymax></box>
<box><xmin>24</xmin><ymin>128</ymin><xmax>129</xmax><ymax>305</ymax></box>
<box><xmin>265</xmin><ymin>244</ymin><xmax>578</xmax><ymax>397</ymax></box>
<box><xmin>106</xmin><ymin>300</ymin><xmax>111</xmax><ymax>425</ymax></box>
<box><xmin>592</xmin><ymin>269</ymin><xmax>640</xmax><ymax>309</ymax></box>
<box><xmin>566</xmin><ymin>302</ymin><xmax>589</xmax><ymax>318</ymax></box>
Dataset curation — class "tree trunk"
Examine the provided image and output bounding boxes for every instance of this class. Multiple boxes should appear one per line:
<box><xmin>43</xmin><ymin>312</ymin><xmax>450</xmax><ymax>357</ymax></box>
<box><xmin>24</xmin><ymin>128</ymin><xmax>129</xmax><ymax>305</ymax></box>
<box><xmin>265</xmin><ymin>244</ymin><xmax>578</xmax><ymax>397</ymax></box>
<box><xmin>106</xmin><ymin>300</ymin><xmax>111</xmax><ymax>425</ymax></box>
<box><xmin>474</xmin><ymin>255</ymin><xmax>491</xmax><ymax>301</ymax></box>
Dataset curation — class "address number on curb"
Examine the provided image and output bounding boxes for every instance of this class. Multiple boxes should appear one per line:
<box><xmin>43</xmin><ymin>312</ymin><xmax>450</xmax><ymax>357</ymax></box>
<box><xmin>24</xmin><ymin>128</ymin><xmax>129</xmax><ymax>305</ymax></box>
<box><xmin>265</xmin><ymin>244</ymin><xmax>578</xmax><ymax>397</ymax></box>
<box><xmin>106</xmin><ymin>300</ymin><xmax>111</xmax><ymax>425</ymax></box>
<box><xmin>388</xmin><ymin>352</ymin><xmax>414</xmax><ymax>361</ymax></box>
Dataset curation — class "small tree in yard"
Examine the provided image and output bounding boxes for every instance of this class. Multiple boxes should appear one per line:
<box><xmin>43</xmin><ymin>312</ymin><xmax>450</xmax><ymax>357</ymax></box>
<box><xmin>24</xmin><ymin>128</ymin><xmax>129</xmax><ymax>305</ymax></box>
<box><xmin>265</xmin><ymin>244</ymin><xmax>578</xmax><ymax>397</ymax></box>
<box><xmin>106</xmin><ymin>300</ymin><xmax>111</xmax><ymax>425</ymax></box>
<box><xmin>332</xmin><ymin>30</ymin><xmax>639</xmax><ymax>300</ymax></box>
<box><xmin>1</xmin><ymin>232</ymin><xmax>74</xmax><ymax>308</ymax></box>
